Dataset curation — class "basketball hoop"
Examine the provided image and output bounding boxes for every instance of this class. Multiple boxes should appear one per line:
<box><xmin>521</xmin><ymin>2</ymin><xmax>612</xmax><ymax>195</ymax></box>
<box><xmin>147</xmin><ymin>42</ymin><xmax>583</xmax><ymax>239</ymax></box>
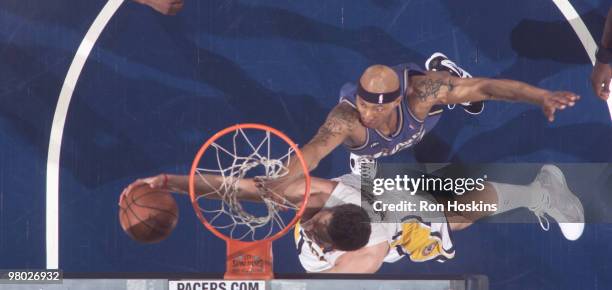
<box><xmin>189</xmin><ymin>124</ymin><xmax>310</xmax><ymax>280</ymax></box>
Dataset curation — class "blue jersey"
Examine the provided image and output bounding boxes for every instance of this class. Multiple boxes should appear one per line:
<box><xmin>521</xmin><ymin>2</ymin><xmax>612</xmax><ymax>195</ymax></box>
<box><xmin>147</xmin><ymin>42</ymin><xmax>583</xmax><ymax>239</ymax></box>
<box><xmin>339</xmin><ymin>63</ymin><xmax>442</xmax><ymax>158</ymax></box>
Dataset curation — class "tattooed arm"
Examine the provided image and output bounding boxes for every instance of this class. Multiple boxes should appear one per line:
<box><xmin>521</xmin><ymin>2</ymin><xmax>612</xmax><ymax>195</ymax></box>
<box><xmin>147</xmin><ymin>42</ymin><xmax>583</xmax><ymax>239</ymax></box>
<box><xmin>408</xmin><ymin>71</ymin><xmax>580</xmax><ymax>122</ymax></box>
<box><xmin>290</xmin><ymin>102</ymin><xmax>359</xmax><ymax>173</ymax></box>
<box><xmin>257</xmin><ymin>103</ymin><xmax>359</xmax><ymax>195</ymax></box>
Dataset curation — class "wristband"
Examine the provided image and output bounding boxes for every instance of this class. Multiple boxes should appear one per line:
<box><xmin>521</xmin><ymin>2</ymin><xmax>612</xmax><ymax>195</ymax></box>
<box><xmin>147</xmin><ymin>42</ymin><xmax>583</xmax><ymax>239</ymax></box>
<box><xmin>595</xmin><ymin>45</ymin><xmax>612</xmax><ymax>63</ymax></box>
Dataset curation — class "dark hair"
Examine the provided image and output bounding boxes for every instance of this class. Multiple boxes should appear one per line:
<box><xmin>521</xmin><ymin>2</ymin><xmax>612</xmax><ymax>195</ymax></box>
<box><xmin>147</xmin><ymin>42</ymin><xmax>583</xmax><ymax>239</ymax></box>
<box><xmin>327</xmin><ymin>204</ymin><xmax>371</xmax><ymax>251</ymax></box>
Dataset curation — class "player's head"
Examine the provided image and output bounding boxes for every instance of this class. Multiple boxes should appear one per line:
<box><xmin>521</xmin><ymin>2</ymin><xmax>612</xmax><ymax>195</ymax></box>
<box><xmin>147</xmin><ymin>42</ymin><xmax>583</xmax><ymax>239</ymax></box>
<box><xmin>356</xmin><ymin>65</ymin><xmax>402</xmax><ymax>128</ymax></box>
<box><xmin>301</xmin><ymin>204</ymin><xmax>371</xmax><ymax>251</ymax></box>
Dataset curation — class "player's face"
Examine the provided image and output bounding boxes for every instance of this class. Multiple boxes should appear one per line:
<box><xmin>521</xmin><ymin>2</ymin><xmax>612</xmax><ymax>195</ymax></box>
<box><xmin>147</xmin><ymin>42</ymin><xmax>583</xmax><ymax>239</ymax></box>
<box><xmin>301</xmin><ymin>209</ymin><xmax>333</xmax><ymax>249</ymax></box>
<box><xmin>356</xmin><ymin>96</ymin><xmax>399</xmax><ymax>128</ymax></box>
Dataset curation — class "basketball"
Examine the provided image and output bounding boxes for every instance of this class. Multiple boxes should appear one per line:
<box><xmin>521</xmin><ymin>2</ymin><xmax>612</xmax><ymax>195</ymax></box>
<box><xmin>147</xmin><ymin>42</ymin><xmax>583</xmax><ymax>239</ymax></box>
<box><xmin>119</xmin><ymin>185</ymin><xmax>179</xmax><ymax>243</ymax></box>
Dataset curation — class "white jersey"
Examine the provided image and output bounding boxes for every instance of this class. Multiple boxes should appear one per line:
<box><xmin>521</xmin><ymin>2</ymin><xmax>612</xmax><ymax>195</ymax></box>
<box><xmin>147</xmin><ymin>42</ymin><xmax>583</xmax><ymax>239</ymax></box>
<box><xmin>294</xmin><ymin>174</ymin><xmax>455</xmax><ymax>272</ymax></box>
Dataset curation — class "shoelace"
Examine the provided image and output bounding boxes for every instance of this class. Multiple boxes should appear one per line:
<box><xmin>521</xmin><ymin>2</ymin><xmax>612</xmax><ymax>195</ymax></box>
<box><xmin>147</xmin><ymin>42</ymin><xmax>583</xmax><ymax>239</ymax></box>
<box><xmin>528</xmin><ymin>185</ymin><xmax>552</xmax><ymax>231</ymax></box>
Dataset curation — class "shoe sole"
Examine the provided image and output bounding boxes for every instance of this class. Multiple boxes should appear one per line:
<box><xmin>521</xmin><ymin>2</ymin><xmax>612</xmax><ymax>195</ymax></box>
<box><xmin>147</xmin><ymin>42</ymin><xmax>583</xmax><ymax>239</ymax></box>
<box><xmin>541</xmin><ymin>165</ymin><xmax>585</xmax><ymax>240</ymax></box>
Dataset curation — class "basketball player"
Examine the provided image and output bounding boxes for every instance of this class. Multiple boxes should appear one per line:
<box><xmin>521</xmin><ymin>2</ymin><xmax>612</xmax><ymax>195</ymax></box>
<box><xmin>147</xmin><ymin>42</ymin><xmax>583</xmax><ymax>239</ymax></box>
<box><xmin>262</xmin><ymin>53</ymin><xmax>580</xmax><ymax>197</ymax></box>
<box><xmin>591</xmin><ymin>4</ymin><xmax>612</xmax><ymax>100</ymax></box>
<box><xmin>121</xmin><ymin>164</ymin><xmax>584</xmax><ymax>273</ymax></box>
<box><xmin>133</xmin><ymin>0</ymin><xmax>184</xmax><ymax>15</ymax></box>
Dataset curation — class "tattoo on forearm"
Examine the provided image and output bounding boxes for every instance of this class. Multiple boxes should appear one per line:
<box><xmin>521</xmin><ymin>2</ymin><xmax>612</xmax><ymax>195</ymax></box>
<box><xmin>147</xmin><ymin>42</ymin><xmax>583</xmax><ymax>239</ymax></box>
<box><xmin>315</xmin><ymin>120</ymin><xmax>341</xmax><ymax>145</ymax></box>
<box><xmin>312</xmin><ymin>105</ymin><xmax>357</xmax><ymax>145</ymax></box>
<box><xmin>447</xmin><ymin>78</ymin><xmax>455</xmax><ymax>92</ymax></box>
<box><xmin>414</xmin><ymin>78</ymin><xmax>454</xmax><ymax>101</ymax></box>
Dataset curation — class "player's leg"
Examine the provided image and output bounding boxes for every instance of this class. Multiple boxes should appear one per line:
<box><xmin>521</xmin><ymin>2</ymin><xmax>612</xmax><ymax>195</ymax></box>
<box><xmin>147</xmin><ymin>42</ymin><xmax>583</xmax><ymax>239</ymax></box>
<box><xmin>440</xmin><ymin>165</ymin><xmax>584</xmax><ymax>240</ymax></box>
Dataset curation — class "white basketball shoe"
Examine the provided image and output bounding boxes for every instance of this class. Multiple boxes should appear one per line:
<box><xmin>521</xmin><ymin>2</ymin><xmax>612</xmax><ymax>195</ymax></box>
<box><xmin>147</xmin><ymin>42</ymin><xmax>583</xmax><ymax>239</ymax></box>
<box><xmin>528</xmin><ymin>165</ymin><xmax>585</xmax><ymax>241</ymax></box>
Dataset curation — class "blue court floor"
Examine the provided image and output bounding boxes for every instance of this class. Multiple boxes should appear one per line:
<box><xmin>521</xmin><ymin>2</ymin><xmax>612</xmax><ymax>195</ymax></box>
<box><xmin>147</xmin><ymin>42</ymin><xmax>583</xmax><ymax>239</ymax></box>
<box><xmin>1</xmin><ymin>1</ymin><xmax>611</xmax><ymax>289</ymax></box>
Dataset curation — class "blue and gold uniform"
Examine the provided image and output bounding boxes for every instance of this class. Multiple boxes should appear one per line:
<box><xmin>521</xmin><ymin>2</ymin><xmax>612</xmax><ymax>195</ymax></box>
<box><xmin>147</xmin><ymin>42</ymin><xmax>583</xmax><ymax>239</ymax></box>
<box><xmin>294</xmin><ymin>174</ymin><xmax>454</xmax><ymax>272</ymax></box>
<box><xmin>386</xmin><ymin>215</ymin><xmax>455</xmax><ymax>263</ymax></box>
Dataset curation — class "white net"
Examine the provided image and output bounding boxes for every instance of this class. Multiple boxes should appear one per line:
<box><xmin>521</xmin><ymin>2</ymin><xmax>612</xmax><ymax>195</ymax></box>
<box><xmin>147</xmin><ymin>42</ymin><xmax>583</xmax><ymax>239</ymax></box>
<box><xmin>195</xmin><ymin>128</ymin><xmax>303</xmax><ymax>241</ymax></box>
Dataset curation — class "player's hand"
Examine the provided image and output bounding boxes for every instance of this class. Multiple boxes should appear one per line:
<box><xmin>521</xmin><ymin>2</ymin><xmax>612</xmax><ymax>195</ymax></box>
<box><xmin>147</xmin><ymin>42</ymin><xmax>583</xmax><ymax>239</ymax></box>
<box><xmin>591</xmin><ymin>61</ymin><xmax>612</xmax><ymax>101</ymax></box>
<box><xmin>133</xmin><ymin>0</ymin><xmax>184</xmax><ymax>15</ymax></box>
<box><xmin>541</xmin><ymin>91</ymin><xmax>580</xmax><ymax>122</ymax></box>
<box><xmin>119</xmin><ymin>174</ymin><xmax>169</xmax><ymax>206</ymax></box>
<box><xmin>254</xmin><ymin>176</ymin><xmax>293</xmax><ymax>211</ymax></box>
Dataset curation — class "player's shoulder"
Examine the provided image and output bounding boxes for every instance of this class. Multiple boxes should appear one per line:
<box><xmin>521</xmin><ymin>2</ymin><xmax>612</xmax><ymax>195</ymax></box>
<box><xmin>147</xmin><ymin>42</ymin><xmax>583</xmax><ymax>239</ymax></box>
<box><xmin>326</xmin><ymin>102</ymin><xmax>361</xmax><ymax>128</ymax></box>
<box><xmin>330</xmin><ymin>101</ymin><xmax>359</xmax><ymax>118</ymax></box>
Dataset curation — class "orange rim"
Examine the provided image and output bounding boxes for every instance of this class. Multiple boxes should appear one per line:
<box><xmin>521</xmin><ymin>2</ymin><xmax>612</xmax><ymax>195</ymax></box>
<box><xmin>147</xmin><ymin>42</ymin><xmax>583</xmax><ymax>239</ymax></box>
<box><xmin>188</xmin><ymin>123</ymin><xmax>311</xmax><ymax>243</ymax></box>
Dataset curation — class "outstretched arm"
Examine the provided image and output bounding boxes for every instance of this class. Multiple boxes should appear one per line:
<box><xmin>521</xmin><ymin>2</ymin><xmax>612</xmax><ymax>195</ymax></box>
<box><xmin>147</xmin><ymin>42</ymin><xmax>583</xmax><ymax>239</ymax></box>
<box><xmin>289</xmin><ymin>102</ymin><xmax>359</xmax><ymax>174</ymax></box>
<box><xmin>261</xmin><ymin>103</ymin><xmax>358</xmax><ymax>194</ymax></box>
<box><xmin>120</xmin><ymin>174</ymin><xmax>337</xmax><ymax>209</ymax></box>
<box><xmin>120</xmin><ymin>174</ymin><xmax>263</xmax><ymax>202</ymax></box>
<box><xmin>409</xmin><ymin>71</ymin><xmax>579</xmax><ymax>122</ymax></box>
